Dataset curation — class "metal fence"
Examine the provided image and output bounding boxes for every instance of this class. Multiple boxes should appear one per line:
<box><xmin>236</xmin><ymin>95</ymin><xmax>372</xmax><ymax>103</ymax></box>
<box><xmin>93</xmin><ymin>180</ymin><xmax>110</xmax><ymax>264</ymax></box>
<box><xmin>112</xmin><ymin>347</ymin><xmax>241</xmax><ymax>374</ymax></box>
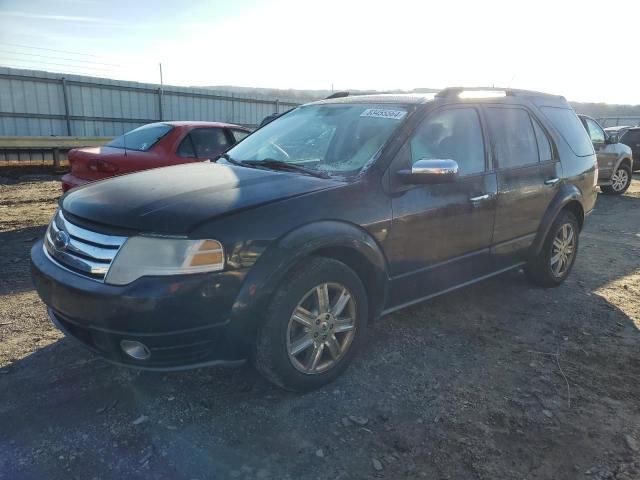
<box><xmin>0</xmin><ymin>67</ymin><xmax>303</xmax><ymax>137</ymax></box>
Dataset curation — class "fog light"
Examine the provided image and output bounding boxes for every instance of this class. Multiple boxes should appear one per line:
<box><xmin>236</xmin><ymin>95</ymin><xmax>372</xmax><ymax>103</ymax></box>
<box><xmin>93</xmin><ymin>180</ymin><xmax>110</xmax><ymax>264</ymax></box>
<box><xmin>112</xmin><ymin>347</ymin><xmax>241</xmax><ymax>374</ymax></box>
<box><xmin>120</xmin><ymin>340</ymin><xmax>151</xmax><ymax>360</ymax></box>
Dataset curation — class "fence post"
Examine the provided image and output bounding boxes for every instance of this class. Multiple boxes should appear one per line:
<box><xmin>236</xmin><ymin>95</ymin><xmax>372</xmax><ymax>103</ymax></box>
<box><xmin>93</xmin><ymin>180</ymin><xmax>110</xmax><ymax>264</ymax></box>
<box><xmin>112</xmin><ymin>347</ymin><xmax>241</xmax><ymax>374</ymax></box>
<box><xmin>52</xmin><ymin>148</ymin><xmax>61</xmax><ymax>171</ymax></box>
<box><xmin>231</xmin><ymin>93</ymin><xmax>235</xmax><ymax>123</ymax></box>
<box><xmin>157</xmin><ymin>87</ymin><xmax>163</xmax><ymax>121</ymax></box>
<box><xmin>61</xmin><ymin>78</ymin><xmax>72</xmax><ymax>136</ymax></box>
<box><xmin>275</xmin><ymin>99</ymin><xmax>279</xmax><ymax>114</ymax></box>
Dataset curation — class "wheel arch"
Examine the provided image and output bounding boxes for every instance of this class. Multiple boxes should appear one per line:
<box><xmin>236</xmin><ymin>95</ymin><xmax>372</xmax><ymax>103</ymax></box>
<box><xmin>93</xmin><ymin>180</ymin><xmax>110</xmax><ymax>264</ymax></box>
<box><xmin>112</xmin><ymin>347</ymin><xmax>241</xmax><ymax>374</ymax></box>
<box><xmin>531</xmin><ymin>185</ymin><xmax>584</xmax><ymax>256</ymax></box>
<box><xmin>618</xmin><ymin>156</ymin><xmax>633</xmax><ymax>171</ymax></box>
<box><xmin>312</xmin><ymin>244</ymin><xmax>386</xmax><ymax>322</ymax></box>
<box><xmin>227</xmin><ymin>221</ymin><xmax>389</xmax><ymax>347</ymax></box>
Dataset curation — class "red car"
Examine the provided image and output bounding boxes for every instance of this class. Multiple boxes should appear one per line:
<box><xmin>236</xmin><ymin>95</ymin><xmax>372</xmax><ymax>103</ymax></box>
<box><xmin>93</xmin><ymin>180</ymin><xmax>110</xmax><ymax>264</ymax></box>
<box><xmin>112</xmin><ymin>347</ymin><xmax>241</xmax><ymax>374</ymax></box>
<box><xmin>61</xmin><ymin>121</ymin><xmax>251</xmax><ymax>192</ymax></box>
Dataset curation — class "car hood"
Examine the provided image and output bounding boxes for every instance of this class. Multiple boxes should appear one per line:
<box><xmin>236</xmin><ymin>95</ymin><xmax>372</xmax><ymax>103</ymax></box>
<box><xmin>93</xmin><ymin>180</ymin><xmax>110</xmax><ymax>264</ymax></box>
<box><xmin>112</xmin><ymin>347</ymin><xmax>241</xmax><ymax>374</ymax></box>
<box><xmin>62</xmin><ymin>162</ymin><xmax>344</xmax><ymax>234</ymax></box>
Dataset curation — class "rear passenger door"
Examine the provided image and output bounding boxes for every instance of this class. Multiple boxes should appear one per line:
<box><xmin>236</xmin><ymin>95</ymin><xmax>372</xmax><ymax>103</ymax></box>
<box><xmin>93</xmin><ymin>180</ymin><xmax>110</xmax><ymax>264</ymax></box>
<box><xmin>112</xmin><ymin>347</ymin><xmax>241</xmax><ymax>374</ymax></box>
<box><xmin>484</xmin><ymin>106</ymin><xmax>560</xmax><ymax>266</ymax></box>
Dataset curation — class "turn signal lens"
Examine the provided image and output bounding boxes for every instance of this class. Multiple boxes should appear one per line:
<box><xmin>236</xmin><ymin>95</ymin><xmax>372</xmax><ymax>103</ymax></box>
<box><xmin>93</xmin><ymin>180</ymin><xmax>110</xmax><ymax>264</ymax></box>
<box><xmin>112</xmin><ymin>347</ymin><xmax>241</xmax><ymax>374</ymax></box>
<box><xmin>188</xmin><ymin>240</ymin><xmax>224</xmax><ymax>267</ymax></box>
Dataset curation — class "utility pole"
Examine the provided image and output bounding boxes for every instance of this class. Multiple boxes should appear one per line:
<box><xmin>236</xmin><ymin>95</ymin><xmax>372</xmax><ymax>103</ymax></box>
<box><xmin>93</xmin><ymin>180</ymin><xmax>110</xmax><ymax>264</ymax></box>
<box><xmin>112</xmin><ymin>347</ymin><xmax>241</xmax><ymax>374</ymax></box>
<box><xmin>158</xmin><ymin>62</ymin><xmax>164</xmax><ymax>121</ymax></box>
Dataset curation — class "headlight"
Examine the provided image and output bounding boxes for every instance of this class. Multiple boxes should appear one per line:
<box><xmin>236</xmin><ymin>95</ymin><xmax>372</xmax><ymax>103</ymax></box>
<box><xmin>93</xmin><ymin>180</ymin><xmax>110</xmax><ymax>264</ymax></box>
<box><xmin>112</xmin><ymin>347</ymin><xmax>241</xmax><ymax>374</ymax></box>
<box><xmin>105</xmin><ymin>236</ymin><xmax>224</xmax><ymax>285</ymax></box>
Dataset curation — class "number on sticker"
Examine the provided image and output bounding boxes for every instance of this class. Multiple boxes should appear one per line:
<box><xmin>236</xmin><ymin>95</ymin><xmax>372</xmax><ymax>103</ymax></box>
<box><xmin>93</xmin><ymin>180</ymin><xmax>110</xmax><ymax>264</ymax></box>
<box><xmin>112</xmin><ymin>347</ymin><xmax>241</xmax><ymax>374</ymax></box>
<box><xmin>360</xmin><ymin>109</ymin><xmax>407</xmax><ymax>120</ymax></box>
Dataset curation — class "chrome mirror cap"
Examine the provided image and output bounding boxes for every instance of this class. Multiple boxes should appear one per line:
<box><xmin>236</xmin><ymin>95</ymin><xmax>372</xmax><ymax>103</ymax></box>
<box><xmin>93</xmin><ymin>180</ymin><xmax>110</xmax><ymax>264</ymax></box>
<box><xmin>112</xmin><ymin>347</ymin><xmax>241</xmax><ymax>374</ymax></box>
<box><xmin>397</xmin><ymin>158</ymin><xmax>459</xmax><ymax>185</ymax></box>
<box><xmin>411</xmin><ymin>158</ymin><xmax>459</xmax><ymax>176</ymax></box>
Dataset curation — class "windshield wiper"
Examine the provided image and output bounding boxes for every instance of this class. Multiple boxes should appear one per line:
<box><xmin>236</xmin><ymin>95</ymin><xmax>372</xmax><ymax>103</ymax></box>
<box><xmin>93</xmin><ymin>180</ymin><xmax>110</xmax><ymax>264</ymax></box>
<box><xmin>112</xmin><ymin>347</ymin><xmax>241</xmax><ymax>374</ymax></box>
<box><xmin>243</xmin><ymin>159</ymin><xmax>331</xmax><ymax>179</ymax></box>
<box><xmin>216</xmin><ymin>152</ymin><xmax>246</xmax><ymax>167</ymax></box>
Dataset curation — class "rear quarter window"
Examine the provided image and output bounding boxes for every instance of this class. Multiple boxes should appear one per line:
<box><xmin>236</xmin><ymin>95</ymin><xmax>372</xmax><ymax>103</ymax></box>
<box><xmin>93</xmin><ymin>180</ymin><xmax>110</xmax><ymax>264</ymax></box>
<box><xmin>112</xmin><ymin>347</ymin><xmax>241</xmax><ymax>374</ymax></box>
<box><xmin>231</xmin><ymin>129</ymin><xmax>250</xmax><ymax>142</ymax></box>
<box><xmin>540</xmin><ymin>107</ymin><xmax>594</xmax><ymax>157</ymax></box>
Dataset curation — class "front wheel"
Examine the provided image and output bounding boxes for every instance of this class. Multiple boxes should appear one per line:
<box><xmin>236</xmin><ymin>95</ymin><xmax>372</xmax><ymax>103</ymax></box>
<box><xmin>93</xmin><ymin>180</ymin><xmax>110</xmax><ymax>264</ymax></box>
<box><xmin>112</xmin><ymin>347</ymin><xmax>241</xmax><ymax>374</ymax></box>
<box><xmin>525</xmin><ymin>210</ymin><xmax>579</xmax><ymax>287</ymax></box>
<box><xmin>601</xmin><ymin>164</ymin><xmax>631</xmax><ymax>195</ymax></box>
<box><xmin>255</xmin><ymin>257</ymin><xmax>368</xmax><ymax>392</ymax></box>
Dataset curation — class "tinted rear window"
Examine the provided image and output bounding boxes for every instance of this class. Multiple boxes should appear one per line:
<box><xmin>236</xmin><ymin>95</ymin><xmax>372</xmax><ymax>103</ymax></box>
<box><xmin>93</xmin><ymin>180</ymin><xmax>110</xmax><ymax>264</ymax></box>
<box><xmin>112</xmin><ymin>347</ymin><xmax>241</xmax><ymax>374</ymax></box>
<box><xmin>540</xmin><ymin>107</ymin><xmax>594</xmax><ymax>157</ymax></box>
<box><xmin>107</xmin><ymin>123</ymin><xmax>173</xmax><ymax>152</ymax></box>
<box><xmin>621</xmin><ymin>130</ymin><xmax>640</xmax><ymax>144</ymax></box>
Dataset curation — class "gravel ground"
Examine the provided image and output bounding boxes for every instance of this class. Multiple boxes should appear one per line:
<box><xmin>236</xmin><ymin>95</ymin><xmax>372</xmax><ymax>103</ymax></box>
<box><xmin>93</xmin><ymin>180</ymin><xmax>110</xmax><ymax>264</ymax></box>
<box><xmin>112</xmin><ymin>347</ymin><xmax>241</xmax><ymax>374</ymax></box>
<box><xmin>0</xmin><ymin>173</ymin><xmax>639</xmax><ymax>480</ymax></box>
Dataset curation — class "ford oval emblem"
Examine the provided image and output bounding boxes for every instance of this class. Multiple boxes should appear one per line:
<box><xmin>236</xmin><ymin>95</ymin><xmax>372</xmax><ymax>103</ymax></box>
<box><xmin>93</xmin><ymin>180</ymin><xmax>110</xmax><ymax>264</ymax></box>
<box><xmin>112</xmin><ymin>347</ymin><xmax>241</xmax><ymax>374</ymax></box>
<box><xmin>53</xmin><ymin>230</ymin><xmax>70</xmax><ymax>251</ymax></box>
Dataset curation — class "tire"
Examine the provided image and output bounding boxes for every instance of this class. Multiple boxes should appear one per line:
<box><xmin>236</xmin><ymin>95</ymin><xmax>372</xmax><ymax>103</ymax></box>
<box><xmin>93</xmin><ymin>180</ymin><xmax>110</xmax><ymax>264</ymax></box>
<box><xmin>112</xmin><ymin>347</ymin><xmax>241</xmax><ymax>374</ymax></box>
<box><xmin>601</xmin><ymin>163</ymin><xmax>632</xmax><ymax>195</ymax></box>
<box><xmin>255</xmin><ymin>257</ymin><xmax>368</xmax><ymax>392</ymax></box>
<box><xmin>525</xmin><ymin>210</ymin><xmax>579</xmax><ymax>288</ymax></box>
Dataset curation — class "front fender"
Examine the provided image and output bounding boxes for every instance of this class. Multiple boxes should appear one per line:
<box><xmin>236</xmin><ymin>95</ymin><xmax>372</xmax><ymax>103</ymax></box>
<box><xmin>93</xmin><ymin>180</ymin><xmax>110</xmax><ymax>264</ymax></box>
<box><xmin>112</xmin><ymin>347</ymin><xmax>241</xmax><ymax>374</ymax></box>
<box><xmin>614</xmin><ymin>154</ymin><xmax>633</xmax><ymax>172</ymax></box>
<box><xmin>611</xmin><ymin>144</ymin><xmax>633</xmax><ymax>171</ymax></box>
<box><xmin>530</xmin><ymin>184</ymin><xmax>583</xmax><ymax>256</ymax></box>
<box><xmin>226</xmin><ymin>221</ymin><xmax>388</xmax><ymax>347</ymax></box>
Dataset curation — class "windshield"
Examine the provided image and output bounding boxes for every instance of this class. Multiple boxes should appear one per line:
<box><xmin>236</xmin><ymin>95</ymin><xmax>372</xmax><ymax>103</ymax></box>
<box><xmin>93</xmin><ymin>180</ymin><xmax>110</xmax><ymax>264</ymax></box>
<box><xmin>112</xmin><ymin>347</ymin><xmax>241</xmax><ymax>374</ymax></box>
<box><xmin>225</xmin><ymin>104</ymin><xmax>410</xmax><ymax>176</ymax></box>
<box><xmin>107</xmin><ymin>123</ymin><xmax>173</xmax><ymax>152</ymax></box>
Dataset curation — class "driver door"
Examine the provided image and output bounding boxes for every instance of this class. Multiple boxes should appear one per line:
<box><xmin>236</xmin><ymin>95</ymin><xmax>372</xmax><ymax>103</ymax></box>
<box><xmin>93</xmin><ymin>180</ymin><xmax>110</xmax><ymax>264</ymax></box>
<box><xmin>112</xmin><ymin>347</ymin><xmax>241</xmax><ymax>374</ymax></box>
<box><xmin>385</xmin><ymin>106</ymin><xmax>497</xmax><ymax>309</ymax></box>
<box><xmin>582</xmin><ymin>117</ymin><xmax>617</xmax><ymax>179</ymax></box>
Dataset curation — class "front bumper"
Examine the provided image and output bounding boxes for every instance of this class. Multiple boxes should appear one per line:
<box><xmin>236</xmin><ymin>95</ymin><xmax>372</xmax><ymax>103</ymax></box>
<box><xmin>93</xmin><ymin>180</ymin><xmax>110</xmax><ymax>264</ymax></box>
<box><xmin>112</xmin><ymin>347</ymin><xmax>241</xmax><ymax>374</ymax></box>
<box><xmin>31</xmin><ymin>240</ymin><xmax>250</xmax><ymax>370</ymax></box>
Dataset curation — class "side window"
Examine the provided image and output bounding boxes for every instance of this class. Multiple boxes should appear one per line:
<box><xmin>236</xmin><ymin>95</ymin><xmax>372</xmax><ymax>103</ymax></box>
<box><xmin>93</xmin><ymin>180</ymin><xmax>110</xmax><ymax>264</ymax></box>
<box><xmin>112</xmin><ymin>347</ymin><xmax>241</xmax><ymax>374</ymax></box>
<box><xmin>540</xmin><ymin>107</ymin><xmax>593</xmax><ymax>157</ymax></box>
<box><xmin>177</xmin><ymin>135</ymin><xmax>196</xmax><ymax>157</ymax></box>
<box><xmin>231</xmin><ymin>129</ymin><xmax>250</xmax><ymax>143</ymax></box>
<box><xmin>532</xmin><ymin>118</ymin><xmax>553</xmax><ymax>162</ymax></box>
<box><xmin>486</xmin><ymin>107</ymin><xmax>538</xmax><ymax>169</ymax></box>
<box><xmin>190</xmin><ymin>128</ymin><xmax>231</xmax><ymax>159</ymax></box>
<box><xmin>409</xmin><ymin>108</ymin><xmax>485</xmax><ymax>176</ymax></box>
<box><xmin>585</xmin><ymin>118</ymin><xmax>605</xmax><ymax>144</ymax></box>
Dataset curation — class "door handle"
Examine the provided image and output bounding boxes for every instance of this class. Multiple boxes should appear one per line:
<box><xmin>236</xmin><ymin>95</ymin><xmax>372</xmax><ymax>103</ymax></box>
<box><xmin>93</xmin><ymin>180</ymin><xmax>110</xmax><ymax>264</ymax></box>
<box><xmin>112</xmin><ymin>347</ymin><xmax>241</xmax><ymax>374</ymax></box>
<box><xmin>544</xmin><ymin>177</ymin><xmax>560</xmax><ymax>186</ymax></box>
<box><xmin>469</xmin><ymin>193</ymin><xmax>490</xmax><ymax>202</ymax></box>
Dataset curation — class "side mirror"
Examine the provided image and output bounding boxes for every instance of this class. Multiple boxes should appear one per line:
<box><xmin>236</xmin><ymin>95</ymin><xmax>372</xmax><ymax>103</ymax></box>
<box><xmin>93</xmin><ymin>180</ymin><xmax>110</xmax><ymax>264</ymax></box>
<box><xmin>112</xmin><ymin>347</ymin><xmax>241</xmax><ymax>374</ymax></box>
<box><xmin>606</xmin><ymin>134</ymin><xmax>618</xmax><ymax>144</ymax></box>
<box><xmin>397</xmin><ymin>158</ymin><xmax>459</xmax><ymax>184</ymax></box>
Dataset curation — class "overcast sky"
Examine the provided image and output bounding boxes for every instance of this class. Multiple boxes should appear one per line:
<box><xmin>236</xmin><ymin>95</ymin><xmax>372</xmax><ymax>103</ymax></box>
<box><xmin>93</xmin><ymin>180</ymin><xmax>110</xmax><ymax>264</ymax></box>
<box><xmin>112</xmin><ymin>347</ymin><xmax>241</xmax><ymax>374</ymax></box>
<box><xmin>1</xmin><ymin>0</ymin><xmax>638</xmax><ymax>104</ymax></box>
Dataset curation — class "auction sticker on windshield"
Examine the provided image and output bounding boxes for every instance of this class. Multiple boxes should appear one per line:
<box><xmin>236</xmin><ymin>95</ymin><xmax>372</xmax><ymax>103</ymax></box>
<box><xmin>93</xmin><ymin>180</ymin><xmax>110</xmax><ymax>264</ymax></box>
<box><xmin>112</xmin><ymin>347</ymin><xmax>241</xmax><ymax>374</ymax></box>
<box><xmin>360</xmin><ymin>109</ymin><xmax>407</xmax><ymax>120</ymax></box>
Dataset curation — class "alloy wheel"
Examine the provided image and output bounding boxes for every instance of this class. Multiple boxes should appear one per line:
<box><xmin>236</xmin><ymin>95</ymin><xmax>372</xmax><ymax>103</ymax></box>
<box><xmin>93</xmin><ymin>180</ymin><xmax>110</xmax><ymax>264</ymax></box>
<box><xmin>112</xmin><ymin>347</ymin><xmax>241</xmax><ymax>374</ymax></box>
<box><xmin>611</xmin><ymin>168</ymin><xmax>629</xmax><ymax>192</ymax></box>
<box><xmin>286</xmin><ymin>282</ymin><xmax>356</xmax><ymax>374</ymax></box>
<box><xmin>550</xmin><ymin>223</ymin><xmax>576</xmax><ymax>277</ymax></box>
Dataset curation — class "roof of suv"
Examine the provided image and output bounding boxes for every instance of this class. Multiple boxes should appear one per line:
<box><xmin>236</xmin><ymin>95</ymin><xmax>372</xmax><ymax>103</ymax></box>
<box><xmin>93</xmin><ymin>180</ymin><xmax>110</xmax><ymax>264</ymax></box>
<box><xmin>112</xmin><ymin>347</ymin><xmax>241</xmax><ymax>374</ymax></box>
<box><xmin>310</xmin><ymin>93</ymin><xmax>437</xmax><ymax>106</ymax></box>
<box><xmin>310</xmin><ymin>87</ymin><xmax>566</xmax><ymax>106</ymax></box>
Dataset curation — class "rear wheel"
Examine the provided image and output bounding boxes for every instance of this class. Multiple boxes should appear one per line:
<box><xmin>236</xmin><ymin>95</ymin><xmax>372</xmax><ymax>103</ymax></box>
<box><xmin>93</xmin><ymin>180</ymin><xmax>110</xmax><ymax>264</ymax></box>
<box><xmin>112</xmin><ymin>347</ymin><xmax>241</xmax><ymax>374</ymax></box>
<box><xmin>525</xmin><ymin>210</ymin><xmax>579</xmax><ymax>287</ymax></box>
<box><xmin>601</xmin><ymin>164</ymin><xmax>631</xmax><ymax>195</ymax></box>
<box><xmin>255</xmin><ymin>257</ymin><xmax>368</xmax><ymax>392</ymax></box>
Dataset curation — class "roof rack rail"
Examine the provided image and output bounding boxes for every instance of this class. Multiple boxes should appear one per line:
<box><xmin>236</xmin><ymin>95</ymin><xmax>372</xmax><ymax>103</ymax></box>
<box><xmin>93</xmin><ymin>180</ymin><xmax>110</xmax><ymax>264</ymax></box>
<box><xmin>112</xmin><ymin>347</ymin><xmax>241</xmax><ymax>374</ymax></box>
<box><xmin>324</xmin><ymin>91</ymin><xmax>349</xmax><ymax>99</ymax></box>
<box><xmin>436</xmin><ymin>87</ymin><xmax>563</xmax><ymax>100</ymax></box>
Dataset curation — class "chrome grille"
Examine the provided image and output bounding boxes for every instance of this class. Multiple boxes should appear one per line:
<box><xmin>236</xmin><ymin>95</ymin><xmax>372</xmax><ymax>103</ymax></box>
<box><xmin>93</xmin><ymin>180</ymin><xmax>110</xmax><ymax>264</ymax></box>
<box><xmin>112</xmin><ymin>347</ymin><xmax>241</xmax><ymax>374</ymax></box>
<box><xmin>43</xmin><ymin>210</ymin><xmax>127</xmax><ymax>281</ymax></box>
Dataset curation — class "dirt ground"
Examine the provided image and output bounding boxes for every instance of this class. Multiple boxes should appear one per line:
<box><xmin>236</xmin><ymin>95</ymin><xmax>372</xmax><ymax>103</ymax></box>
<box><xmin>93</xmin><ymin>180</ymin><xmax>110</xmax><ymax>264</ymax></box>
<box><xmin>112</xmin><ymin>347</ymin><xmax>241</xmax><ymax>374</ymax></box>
<box><xmin>1</xmin><ymin>173</ymin><xmax>639</xmax><ymax>480</ymax></box>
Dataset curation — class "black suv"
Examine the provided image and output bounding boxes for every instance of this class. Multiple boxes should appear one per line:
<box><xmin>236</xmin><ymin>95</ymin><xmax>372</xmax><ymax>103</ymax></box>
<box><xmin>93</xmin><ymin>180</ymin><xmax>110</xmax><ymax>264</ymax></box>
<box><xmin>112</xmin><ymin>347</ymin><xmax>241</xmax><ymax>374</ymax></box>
<box><xmin>31</xmin><ymin>88</ymin><xmax>598</xmax><ymax>391</ymax></box>
<box><xmin>619</xmin><ymin>126</ymin><xmax>640</xmax><ymax>171</ymax></box>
